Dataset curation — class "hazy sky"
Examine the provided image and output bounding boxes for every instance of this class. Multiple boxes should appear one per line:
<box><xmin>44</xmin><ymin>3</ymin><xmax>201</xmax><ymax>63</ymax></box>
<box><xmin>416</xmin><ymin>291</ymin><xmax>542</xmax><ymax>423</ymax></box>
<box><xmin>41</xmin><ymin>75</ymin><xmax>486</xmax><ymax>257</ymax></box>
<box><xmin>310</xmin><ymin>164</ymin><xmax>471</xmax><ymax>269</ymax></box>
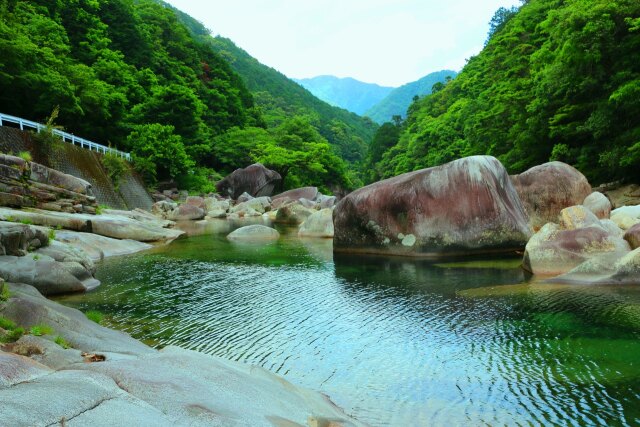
<box><xmin>166</xmin><ymin>0</ymin><xmax>521</xmax><ymax>87</ymax></box>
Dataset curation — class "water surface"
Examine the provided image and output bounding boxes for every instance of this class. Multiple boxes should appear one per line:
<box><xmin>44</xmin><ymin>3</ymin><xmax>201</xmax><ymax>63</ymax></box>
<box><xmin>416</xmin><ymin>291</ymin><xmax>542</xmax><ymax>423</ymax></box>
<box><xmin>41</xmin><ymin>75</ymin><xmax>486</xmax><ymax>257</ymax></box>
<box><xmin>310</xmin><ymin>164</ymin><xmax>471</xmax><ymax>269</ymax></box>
<box><xmin>54</xmin><ymin>222</ymin><xmax>640</xmax><ymax>426</ymax></box>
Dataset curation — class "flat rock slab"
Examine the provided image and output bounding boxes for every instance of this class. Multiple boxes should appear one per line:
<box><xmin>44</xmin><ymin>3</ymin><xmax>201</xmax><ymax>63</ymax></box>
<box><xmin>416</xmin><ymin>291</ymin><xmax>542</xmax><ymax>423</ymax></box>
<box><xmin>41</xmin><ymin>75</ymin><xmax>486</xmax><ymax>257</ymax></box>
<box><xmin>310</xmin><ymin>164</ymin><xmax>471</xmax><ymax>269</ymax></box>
<box><xmin>54</xmin><ymin>230</ymin><xmax>152</xmax><ymax>261</ymax></box>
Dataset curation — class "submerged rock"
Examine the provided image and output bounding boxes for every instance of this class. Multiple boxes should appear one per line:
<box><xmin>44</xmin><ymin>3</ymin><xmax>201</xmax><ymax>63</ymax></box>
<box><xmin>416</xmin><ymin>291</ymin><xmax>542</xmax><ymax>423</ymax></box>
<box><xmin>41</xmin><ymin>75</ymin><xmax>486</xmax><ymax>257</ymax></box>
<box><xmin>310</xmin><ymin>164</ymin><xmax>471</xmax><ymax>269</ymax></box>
<box><xmin>216</xmin><ymin>163</ymin><xmax>281</xmax><ymax>200</ymax></box>
<box><xmin>298</xmin><ymin>208</ymin><xmax>334</xmax><ymax>238</ymax></box>
<box><xmin>227</xmin><ymin>225</ymin><xmax>280</xmax><ymax>241</ymax></box>
<box><xmin>333</xmin><ymin>156</ymin><xmax>531</xmax><ymax>258</ymax></box>
<box><xmin>511</xmin><ymin>161</ymin><xmax>592</xmax><ymax>231</ymax></box>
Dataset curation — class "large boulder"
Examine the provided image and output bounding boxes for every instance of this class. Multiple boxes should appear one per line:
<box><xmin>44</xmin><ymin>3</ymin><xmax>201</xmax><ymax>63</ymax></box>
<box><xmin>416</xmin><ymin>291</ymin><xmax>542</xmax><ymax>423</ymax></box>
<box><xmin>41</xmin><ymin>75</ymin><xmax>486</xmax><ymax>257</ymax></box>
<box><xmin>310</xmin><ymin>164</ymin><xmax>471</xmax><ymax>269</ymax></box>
<box><xmin>582</xmin><ymin>191</ymin><xmax>612</xmax><ymax>219</ymax></box>
<box><xmin>215</xmin><ymin>163</ymin><xmax>281</xmax><ymax>200</ymax></box>
<box><xmin>203</xmin><ymin>197</ymin><xmax>230</xmax><ymax>213</ymax></box>
<box><xmin>53</xmin><ymin>230</ymin><xmax>152</xmax><ymax>261</ymax></box>
<box><xmin>523</xmin><ymin>223</ymin><xmax>630</xmax><ymax>276</ymax></box>
<box><xmin>298</xmin><ymin>209</ymin><xmax>334</xmax><ymax>238</ymax></box>
<box><xmin>275</xmin><ymin>201</ymin><xmax>315</xmax><ymax>225</ymax></box>
<box><xmin>226</xmin><ymin>225</ymin><xmax>280</xmax><ymax>242</ymax></box>
<box><xmin>511</xmin><ymin>161</ymin><xmax>592</xmax><ymax>231</ymax></box>
<box><xmin>272</xmin><ymin>187</ymin><xmax>319</xmax><ymax>204</ymax></box>
<box><xmin>551</xmin><ymin>247</ymin><xmax>640</xmax><ymax>285</ymax></box>
<box><xmin>167</xmin><ymin>204</ymin><xmax>205</xmax><ymax>221</ymax></box>
<box><xmin>333</xmin><ymin>156</ymin><xmax>531</xmax><ymax>257</ymax></box>
<box><xmin>230</xmin><ymin>197</ymin><xmax>272</xmax><ymax>215</ymax></box>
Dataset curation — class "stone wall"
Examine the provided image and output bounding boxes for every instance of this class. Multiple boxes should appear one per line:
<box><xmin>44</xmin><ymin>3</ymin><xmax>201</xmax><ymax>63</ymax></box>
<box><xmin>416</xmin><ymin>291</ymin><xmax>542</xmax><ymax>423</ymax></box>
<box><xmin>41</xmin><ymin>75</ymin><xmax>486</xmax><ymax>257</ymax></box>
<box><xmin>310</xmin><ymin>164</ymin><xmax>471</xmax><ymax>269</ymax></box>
<box><xmin>0</xmin><ymin>154</ymin><xmax>97</xmax><ymax>213</ymax></box>
<box><xmin>0</xmin><ymin>127</ymin><xmax>152</xmax><ymax>210</ymax></box>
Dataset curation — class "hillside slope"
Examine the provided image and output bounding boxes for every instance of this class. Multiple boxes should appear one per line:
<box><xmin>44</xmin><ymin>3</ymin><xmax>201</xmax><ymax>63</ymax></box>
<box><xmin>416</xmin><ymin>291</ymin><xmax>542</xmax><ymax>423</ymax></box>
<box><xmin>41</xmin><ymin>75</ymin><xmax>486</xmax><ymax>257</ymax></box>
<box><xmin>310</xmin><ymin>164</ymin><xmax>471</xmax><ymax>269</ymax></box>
<box><xmin>372</xmin><ymin>0</ymin><xmax>640</xmax><ymax>184</ymax></box>
<box><xmin>294</xmin><ymin>76</ymin><xmax>394</xmax><ymax>116</ymax></box>
<box><xmin>365</xmin><ymin>70</ymin><xmax>458</xmax><ymax>124</ymax></box>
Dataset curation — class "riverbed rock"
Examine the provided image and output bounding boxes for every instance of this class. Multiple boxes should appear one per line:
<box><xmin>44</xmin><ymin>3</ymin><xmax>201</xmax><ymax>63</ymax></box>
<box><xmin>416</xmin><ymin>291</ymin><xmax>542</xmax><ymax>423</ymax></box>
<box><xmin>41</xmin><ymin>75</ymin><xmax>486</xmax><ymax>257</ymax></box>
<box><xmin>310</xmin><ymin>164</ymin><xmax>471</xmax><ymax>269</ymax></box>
<box><xmin>275</xmin><ymin>201</ymin><xmax>315</xmax><ymax>225</ymax></box>
<box><xmin>105</xmin><ymin>208</ymin><xmax>174</xmax><ymax>229</ymax></box>
<box><xmin>624</xmin><ymin>223</ymin><xmax>640</xmax><ymax>249</ymax></box>
<box><xmin>603</xmin><ymin>183</ymin><xmax>640</xmax><ymax>209</ymax></box>
<box><xmin>230</xmin><ymin>196</ymin><xmax>272</xmax><ymax>215</ymax></box>
<box><xmin>511</xmin><ymin>161</ymin><xmax>592</xmax><ymax>231</ymax></box>
<box><xmin>273</xmin><ymin>186</ymin><xmax>319</xmax><ymax>204</ymax></box>
<box><xmin>35</xmin><ymin>240</ymin><xmax>95</xmax><ymax>274</ymax></box>
<box><xmin>334</xmin><ymin>156</ymin><xmax>532</xmax><ymax>257</ymax></box>
<box><xmin>203</xmin><ymin>197</ymin><xmax>230</xmax><ymax>213</ymax></box>
<box><xmin>550</xmin><ymin>247</ymin><xmax>640</xmax><ymax>285</ymax></box>
<box><xmin>151</xmin><ymin>201</ymin><xmax>178</xmax><ymax>219</ymax></box>
<box><xmin>0</xmin><ymin>255</ymin><xmax>98</xmax><ymax>295</ymax></box>
<box><xmin>0</xmin><ymin>208</ymin><xmax>185</xmax><ymax>242</ymax></box>
<box><xmin>53</xmin><ymin>230</ymin><xmax>152</xmax><ymax>261</ymax></box>
<box><xmin>611</xmin><ymin>206</ymin><xmax>640</xmax><ymax>230</ymax></box>
<box><xmin>227</xmin><ymin>225</ymin><xmax>280</xmax><ymax>241</ymax></box>
<box><xmin>559</xmin><ymin>205</ymin><xmax>602</xmax><ymax>230</ymax></box>
<box><xmin>523</xmin><ymin>223</ymin><xmax>631</xmax><ymax>277</ymax></box>
<box><xmin>216</xmin><ymin>163</ymin><xmax>282</xmax><ymax>200</ymax></box>
<box><xmin>185</xmin><ymin>196</ymin><xmax>204</xmax><ymax>209</ymax></box>
<box><xmin>0</xmin><ymin>222</ymin><xmax>49</xmax><ymax>256</ymax></box>
<box><xmin>583</xmin><ymin>191</ymin><xmax>611</xmax><ymax>219</ymax></box>
<box><xmin>167</xmin><ymin>204</ymin><xmax>205</xmax><ymax>221</ymax></box>
<box><xmin>298</xmin><ymin>209</ymin><xmax>334</xmax><ymax>238</ymax></box>
<box><xmin>237</xmin><ymin>192</ymin><xmax>254</xmax><ymax>203</ymax></box>
<box><xmin>317</xmin><ymin>194</ymin><xmax>337</xmax><ymax>209</ymax></box>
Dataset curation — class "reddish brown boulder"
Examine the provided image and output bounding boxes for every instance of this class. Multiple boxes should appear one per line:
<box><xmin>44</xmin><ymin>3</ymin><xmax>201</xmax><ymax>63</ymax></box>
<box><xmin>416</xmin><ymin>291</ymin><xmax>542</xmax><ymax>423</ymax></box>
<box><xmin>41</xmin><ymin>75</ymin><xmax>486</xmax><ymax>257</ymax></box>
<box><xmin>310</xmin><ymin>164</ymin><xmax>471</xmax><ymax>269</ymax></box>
<box><xmin>624</xmin><ymin>223</ymin><xmax>640</xmax><ymax>249</ymax></box>
<box><xmin>333</xmin><ymin>156</ymin><xmax>531</xmax><ymax>258</ymax></box>
<box><xmin>215</xmin><ymin>164</ymin><xmax>281</xmax><ymax>200</ymax></box>
<box><xmin>511</xmin><ymin>162</ymin><xmax>592</xmax><ymax>231</ymax></box>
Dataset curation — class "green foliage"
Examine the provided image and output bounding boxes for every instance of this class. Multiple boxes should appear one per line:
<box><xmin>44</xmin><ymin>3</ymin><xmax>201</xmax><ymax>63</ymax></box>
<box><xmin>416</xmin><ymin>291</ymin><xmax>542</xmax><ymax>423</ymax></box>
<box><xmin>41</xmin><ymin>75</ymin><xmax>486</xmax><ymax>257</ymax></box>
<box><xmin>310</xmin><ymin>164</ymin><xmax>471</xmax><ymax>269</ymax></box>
<box><xmin>0</xmin><ymin>316</ymin><xmax>16</xmax><ymax>331</ymax></box>
<box><xmin>101</xmin><ymin>152</ymin><xmax>128</xmax><ymax>191</ymax></box>
<box><xmin>54</xmin><ymin>335</ymin><xmax>71</xmax><ymax>349</ymax></box>
<box><xmin>20</xmin><ymin>219</ymin><xmax>32</xmax><ymax>225</ymax></box>
<box><xmin>48</xmin><ymin>228</ymin><xmax>56</xmax><ymax>243</ymax></box>
<box><xmin>128</xmin><ymin>124</ymin><xmax>194</xmax><ymax>184</ymax></box>
<box><xmin>17</xmin><ymin>151</ymin><xmax>32</xmax><ymax>162</ymax></box>
<box><xmin>175</xmin><ymin>167</ymin><xmax>220</xmax><ymax>194</ymax></box>
<box><xmin>373</xmin><ymin>0</ymin><xmax>640</xmax><ymax>184</ymax></box>
<box><xmin>29</xmin><ymin>324</ymin><xmax>54</xmax><ymax>336</ymax></box>
<box><xmin>85</xmin><ymin>310</ymin><xmax>104</xmax><ymax>324</ymax></box>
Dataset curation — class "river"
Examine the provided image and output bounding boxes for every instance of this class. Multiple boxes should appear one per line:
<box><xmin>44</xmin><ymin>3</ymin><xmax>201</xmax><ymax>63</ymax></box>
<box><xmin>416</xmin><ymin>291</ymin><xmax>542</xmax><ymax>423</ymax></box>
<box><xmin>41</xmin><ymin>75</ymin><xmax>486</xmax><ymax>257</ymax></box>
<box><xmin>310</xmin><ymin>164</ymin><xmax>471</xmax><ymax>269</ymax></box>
<box><xmin>54</xmin><ymin>221</ymin><xmax>640</xmax><ymax>426</ymax></box>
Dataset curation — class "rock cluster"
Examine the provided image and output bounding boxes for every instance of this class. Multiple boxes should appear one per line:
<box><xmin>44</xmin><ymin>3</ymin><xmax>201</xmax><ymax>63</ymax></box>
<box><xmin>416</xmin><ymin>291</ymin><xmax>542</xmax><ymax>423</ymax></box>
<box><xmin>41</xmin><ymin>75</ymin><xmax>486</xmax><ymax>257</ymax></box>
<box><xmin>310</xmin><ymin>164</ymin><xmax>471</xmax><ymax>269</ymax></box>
<box><xmin>0</xmin><ymin>154</ymin><xmax>97</xmax><ymax>214</ymax></box>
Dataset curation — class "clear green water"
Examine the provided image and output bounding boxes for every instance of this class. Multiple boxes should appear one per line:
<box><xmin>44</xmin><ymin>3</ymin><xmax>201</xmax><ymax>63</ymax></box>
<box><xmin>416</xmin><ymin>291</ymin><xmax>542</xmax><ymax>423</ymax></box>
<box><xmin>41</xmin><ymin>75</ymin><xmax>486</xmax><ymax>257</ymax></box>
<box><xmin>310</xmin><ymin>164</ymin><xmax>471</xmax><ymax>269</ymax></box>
<box><xmin>54</xmin><ymin>222</ymin><xmax>640</xmax><ymax>426</ymax></box>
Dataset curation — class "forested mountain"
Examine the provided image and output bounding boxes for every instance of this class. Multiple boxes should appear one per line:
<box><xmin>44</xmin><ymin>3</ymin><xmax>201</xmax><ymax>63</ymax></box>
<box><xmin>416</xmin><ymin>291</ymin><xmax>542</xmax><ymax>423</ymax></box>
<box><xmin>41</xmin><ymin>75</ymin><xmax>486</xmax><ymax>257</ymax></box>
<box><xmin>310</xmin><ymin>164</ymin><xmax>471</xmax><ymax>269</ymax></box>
<box><xmin>294</xmin><ymin>76</ymin><xmax>394</xmax><ymax>116</ymax></box>
<box><xmin>365</xmin><ymin>70</ymin><xmax>458</xmax><ymax>124</ymax></box>
<box><xmin>368</xmin><ymin>0</ymin><xmax>640</xmax><ymax>185</ymax></box>
<box><xmin>0</xmin><ymin>0</ymin><xmax>365</xmax><ymax>193</ymax></box>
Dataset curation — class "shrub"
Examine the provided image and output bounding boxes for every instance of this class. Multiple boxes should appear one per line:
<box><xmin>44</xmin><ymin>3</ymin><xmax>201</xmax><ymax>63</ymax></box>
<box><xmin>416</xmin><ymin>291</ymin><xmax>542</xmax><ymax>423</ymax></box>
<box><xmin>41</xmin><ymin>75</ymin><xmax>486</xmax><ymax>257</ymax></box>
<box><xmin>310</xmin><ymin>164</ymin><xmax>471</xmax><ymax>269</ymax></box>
<box><xmin>48</xmin><ymin>228</ymin><xmax>56</xmax><ymax>243</ymax></box>
<box><xmin>17</xmin><ymin>151</ymin><xmax>32</xmax><ymax>162</ymax></box>
<box><xmin>0</xmin><ymin>316</ymin><xmax>16</xmax><ymax>330</ymax></box>
<box><xmin>0</xmin><ymin>282</ymin><xmax>10</xmax><ymax>302</ymax></box>
<box><xmin>101</xmin><ymin>152</ymin><xmax>128</xmax><ymax>191</ymax></box>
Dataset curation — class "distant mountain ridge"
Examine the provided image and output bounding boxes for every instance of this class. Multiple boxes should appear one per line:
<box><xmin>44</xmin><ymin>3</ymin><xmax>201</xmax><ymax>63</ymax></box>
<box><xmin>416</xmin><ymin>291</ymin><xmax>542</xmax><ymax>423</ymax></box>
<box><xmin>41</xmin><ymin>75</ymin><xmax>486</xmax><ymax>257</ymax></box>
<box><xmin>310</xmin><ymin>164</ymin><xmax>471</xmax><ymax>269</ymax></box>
<box><xmin>294</xmin><ymin>76</ymin><xmax>395</xmax><ymax>116</ymax></box>
<box><xmin>365</xmin><ymin>70</ymin><xmax>458</xmax><ymax>124</ymax></box>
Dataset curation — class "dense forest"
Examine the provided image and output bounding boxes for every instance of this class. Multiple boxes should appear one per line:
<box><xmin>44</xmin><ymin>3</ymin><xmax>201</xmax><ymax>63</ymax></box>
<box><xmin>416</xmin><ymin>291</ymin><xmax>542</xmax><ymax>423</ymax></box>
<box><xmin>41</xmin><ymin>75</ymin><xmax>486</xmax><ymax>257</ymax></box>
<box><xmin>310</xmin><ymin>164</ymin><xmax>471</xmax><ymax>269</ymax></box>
<box><xmin>0</xmin><ymin>0</ymin><xmax>366</xmax><ymax>193</ymax></box>
<box><xmin>367</xmin><ymin>0</ymin><xmax>640</xmax><ymax>185</ymax></box>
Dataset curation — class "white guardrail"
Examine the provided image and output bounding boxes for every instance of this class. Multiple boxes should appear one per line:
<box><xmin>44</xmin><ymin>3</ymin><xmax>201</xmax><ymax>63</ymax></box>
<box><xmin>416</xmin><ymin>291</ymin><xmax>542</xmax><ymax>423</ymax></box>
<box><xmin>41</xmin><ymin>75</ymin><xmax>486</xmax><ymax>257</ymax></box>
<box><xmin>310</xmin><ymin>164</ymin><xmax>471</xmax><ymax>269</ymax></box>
<box><xmin>0</xmin><ymin>112</ymin><xmax>131</xmax><ymax>161</ymax></box>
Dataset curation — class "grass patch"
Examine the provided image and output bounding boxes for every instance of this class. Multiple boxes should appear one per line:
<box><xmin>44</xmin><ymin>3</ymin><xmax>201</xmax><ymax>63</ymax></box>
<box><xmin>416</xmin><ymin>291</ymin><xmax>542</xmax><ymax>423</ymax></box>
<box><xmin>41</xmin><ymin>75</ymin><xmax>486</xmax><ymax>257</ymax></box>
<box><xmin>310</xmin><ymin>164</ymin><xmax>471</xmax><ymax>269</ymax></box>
<box><xmin>85</xmin><ymin>310</ymin><xmax>104</xmax><ymax>324</ymax></box>
<box><xmin>17</xmin><ymin>151</ymin><xmax>32</xmax><ymax>162</ymax></box>
<box><xmin>48</xmin><ymin>228</ymin><xmax>56</xmax><ymax>243</ymax></box>
<box><xmin>0</xmin><ymin>316</ymin><xmax>16</xmax><ymax>330</ymax></box>
<box><xmin>19</xmin><ymin>219</ymin><xmax>33</xmax><ymax>225</ymax></box>
<box><xmin>0</xmin><ymin>282</ymin><xmax>10</xmax><ymax>302</ymax></box>
<box><xmin>95</xmin><ymin>204</ymin><xmax>110</xmax><ymax>215</ymax></box>
<box><xmin>54</xmin><ymin>335</ymin><xmax>70</xmax><ymax>349</ymax></box>
<box><xmin>29</xmin><ymin>324</ymin><xmax>54</xmax><ymax>336</ymax></box>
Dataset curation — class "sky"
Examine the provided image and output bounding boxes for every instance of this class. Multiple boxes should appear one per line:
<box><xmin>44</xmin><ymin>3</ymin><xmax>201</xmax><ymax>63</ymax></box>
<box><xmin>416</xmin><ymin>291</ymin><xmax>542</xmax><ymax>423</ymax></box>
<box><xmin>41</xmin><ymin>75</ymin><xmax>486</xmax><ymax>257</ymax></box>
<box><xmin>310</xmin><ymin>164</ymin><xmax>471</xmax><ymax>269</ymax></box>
<box><xmin>165</xmin><ymin>0</ymin><xmax>522</xmax><ymax>87</ymax></box>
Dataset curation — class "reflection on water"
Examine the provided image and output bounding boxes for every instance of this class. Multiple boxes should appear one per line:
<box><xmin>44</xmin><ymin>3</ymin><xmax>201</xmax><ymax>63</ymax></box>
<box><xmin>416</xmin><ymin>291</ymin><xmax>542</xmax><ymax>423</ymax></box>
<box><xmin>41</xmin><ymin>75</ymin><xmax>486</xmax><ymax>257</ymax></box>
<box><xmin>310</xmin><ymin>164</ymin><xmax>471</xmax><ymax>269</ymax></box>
<box><xmin>54</xmin><ymin>224</ymin><xmax>640</xmax><ymax>426</ymax></box>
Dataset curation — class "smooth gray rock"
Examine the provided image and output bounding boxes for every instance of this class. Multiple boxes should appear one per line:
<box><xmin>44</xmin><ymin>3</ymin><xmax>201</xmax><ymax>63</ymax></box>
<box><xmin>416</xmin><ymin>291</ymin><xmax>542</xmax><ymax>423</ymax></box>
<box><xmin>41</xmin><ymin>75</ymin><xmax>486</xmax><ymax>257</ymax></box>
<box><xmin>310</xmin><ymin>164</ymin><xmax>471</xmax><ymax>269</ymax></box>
<box><xmin>53</xmin><ymin>230</ymin><xmax>152</xmax><ymax>261</ymax></box>
<box><xmin>230</xmin><ymin>196</ymin><xmax>272</xmax><ymax>214</ymax></box>
<box><xmin>0</xmin><ymin>255</ymin><xmax>97</xmax><ymax>295</ymax></box>
<box><xmin>227</xmin><ymin>225</ymin><xmax>280</xmax><ymax>242</ymax></box>
<box><xmin>35</xmin><ymin>239</ymin><xmax>95</xmax><ymax>274</ymax></box>
<box><xmin>0</xmin><ymin>221</ymin><xmax>49</xmax><ymax>256</ymax></box>
<box><xmin>298</xmin><ymin>209</ymin><xmax>334</xmax><ymax>238</ymax></box>
<box><xmin>551</xmin><ymin>247</ymin><xmax>640</xmax><ymax>285</ymax></box>
<box><xmin>275</xmin><ymin>202</ymin><xmax>315</xmax><ymax>225</ymax></box>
